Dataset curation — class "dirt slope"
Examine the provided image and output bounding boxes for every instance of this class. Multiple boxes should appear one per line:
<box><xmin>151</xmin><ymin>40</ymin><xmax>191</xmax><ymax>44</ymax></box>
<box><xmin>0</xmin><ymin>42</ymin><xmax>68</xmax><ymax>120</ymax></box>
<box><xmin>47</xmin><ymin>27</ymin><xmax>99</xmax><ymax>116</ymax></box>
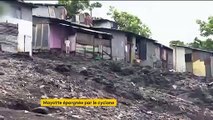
<box><xmin>0</xmin><ymin>52</ymin><xmax>213</xmax><ymax>120</ymax></box>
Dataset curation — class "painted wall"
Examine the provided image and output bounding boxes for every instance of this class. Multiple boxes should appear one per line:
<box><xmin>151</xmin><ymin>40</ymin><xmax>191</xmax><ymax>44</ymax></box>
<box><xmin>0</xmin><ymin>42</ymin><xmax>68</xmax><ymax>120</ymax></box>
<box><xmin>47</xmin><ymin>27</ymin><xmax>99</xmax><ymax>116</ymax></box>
<box><xmin>172</xmin><ymin>47</ymin><xmax>186</xmax><ymax>72</ymax></box>
<box><xmin>192</xmin><ymin>51</ymin><xmax>212</xmax><ymax>77</ymax></box>
<box><xmin>49</xmin><ymin>24</ymin><xmax>65</xmax><ymax>49</ymax></box>
<box><xmin>185</xmin><ymin>48</ymin><xmax>193</xmax><ymax>73</ymax></box>
<box><xmin>193</xmin><ymin>60</ymin><xmax>206</xmax><ymax>76</ymax></box>
<box><xmin>0</xmin><ymin>1</ymin><xmax>32</xmax><ymax>55</ymax></box>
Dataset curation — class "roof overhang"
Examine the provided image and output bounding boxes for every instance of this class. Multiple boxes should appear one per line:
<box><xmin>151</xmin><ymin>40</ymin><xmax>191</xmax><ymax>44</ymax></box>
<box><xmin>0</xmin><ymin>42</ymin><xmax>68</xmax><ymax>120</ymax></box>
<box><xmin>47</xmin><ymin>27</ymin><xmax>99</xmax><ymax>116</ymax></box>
<box><xmin>33</xmin><ymin>16</ymin><xmax>112</xmax><ymax>39</ymax></box>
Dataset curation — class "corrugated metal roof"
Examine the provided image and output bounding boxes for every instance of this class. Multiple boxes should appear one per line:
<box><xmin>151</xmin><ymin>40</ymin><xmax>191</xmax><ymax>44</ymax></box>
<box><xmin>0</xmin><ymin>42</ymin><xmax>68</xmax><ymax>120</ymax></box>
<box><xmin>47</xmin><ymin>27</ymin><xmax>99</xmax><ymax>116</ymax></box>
<box><xmin>33</xmin><ymin>16</ymin><xmax>112</xmax><ymax>37</ymax></box>
<box><xmin>154</xmin><ymin>42</ymin><xmax>173</xmax><ymax>51</ymax></box>
<box><xmin>33</xmin><ymin>3</ymin><xmax>65</xmax><ymax>7</ymax></box>
<box><xmin>93</xmin><ymin>19</ymin><xmax>116</xmax><ymax>24</ymax></box>
<box><xmin>72</xmin><ymin>26</ymin><xmax>111</xmax><ymax>35</ymax></box>
<box><xmin>93</xmin><ymin>27</ymin><xmax>156</xmax><ymax>42</ymax></box>
<box><xmin>172</xmin><ymin>45</ymin><xmax>213</xmax><ymax>54</ymax></box>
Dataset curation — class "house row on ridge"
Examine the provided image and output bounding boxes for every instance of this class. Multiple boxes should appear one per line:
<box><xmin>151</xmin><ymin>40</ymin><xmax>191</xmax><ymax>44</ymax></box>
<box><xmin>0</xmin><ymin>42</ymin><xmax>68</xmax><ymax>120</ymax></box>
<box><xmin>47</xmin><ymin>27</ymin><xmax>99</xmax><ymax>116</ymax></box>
<box><xmin>1</xmin><ymin>0</ymin><xmax>213</xmax><ymax>77</ymax></box>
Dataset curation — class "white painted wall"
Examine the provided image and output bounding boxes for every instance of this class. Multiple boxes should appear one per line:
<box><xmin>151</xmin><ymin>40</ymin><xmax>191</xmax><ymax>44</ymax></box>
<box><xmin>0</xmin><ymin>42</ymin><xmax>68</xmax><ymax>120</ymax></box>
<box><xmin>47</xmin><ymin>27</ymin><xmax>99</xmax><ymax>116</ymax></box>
<box><xmin>211</xmin><ymin>56</ymin><xmax>213</xmax><ymax>77</ymax></box>
<box><xmin>173</xmin><ymin>47</ymin><xmax>186</xmax><ymax>72</ymax></box>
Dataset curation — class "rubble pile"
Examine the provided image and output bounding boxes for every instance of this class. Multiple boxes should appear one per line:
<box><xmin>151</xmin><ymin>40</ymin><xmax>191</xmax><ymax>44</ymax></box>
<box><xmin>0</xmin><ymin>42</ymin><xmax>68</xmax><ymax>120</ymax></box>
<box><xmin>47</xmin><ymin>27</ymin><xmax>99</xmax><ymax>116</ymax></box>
<box><xmin>0</xmin><ymin>52</ymin><xmax>213</xmax><ymax>120</ymax></box>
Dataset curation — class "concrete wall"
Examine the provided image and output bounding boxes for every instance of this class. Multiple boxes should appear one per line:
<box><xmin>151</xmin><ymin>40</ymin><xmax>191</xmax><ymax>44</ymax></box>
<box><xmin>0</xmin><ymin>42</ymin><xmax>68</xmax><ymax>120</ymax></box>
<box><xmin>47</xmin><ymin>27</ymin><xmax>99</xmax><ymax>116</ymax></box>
<box><xmin>173</xmin><ymin>47</ymin><xmax>186</xmax><ymax>72</ymax></box>
<box><xmin>167</xmin><ymin>50</ymin><xmax>173</xmax><ymax>69</ymax></box>
<box><xmin>0</xmin><ymin>1</ymin><xmax>32</xmax><ymax>55</ymax></box>
<box><xmin>142</xmin><ymin>41</ymin><xmax>156</xmax><ymax>67</ymax></box>
<box><xmin>185</xmin><ymin>48</ymin><xmax>193</xmax><ymax>73</ymax></box>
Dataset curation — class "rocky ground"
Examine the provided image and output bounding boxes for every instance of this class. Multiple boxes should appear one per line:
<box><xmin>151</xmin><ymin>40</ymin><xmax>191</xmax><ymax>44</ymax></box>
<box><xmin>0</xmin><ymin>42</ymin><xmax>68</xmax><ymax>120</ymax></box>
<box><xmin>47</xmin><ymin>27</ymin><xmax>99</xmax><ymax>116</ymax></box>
<box><xmin>0</xmin><ymin>52</ymin><xmax>213</xmax><ymax>120</ymax></box>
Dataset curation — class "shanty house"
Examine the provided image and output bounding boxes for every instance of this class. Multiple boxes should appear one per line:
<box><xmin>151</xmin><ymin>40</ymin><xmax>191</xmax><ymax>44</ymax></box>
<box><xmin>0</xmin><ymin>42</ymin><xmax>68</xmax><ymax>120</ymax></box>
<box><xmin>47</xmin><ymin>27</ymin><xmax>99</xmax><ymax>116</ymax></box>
<box><xmin>33</xmin><ymin>16</ymin><xmax>76</xmax><ymax>52</ymax></box>
<box><xmin>136</xmin><ymin>37</ymin><xmax>157</xmax><ymax>67</ymax></box>
<box><xmin>32</xmin><ymin>3</ymin><xmax>67</xmax><ymax>19</ymax></box>
<box><xmin>172</xmin><ymin>45</ymin><xmax>213</xmax><ymax>77</ymax></box>
<box><xmin>93</xmin><ymin>18</ymin><xmax>118</xmax><ymax>29</ymax></box>
<box><xmin>0</xmin><ymin>1</ymin><xmax>35</xmax><ymax>55</ymax></box>
<box><xmin>93</xmin><ymin>19</ymin><xmax>158</xmax><ymax>65</ymax></box>
<box><xmin>93</xmin><ymin>27</ymin><xmax>137</xmax><ymax>62</ymax></box>
<box><xmin>154</xmin><ymin>43</ymin><xmax>173</xmax><ymax>69</ymax></box>
<box><xmin>33</xmin><ymin>16</ymin><xmax>112</xmax><ymax>58</ymax></box>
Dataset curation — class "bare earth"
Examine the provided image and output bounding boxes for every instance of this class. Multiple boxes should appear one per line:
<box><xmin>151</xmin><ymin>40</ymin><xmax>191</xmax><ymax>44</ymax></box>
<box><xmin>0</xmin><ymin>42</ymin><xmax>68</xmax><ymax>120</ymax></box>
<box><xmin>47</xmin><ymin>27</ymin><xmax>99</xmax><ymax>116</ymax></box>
<box><xmin>0</xmin><ymin>52</ymin><xmax>213</xmax><ymax>120</ymax></box>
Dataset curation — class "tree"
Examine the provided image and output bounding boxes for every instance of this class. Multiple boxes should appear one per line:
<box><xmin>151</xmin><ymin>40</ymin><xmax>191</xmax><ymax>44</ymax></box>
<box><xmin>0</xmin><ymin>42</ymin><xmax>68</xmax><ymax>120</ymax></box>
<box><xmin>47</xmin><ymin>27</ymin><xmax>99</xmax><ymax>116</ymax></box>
<box><xmin>58</xmin><ymin>0</ymin><xmax>89</xmax><ymax>17</ymax></box>
<box><xmin>169</xmin><ymin>40</ymin><xmax>185</xmax><ymax>47</ymax></box>
<box><xmin>107</xmin><ymin>6</ymin><xmax>151</xmax><ymax>38</ymax></box>
<box><xmin>189</xmin><ymin>16</ymin><xmax>213</xmax><ymax>51</ymax></box>
<box><xmin>58</xmin><ymin>0</ymin><xmax>102</xmax><ymax>18</ymax></box>
<box><xmin>188</xmin><ymin>37</ymin><xmax>213</xmax><ymax>51</ymax></box>
<box><xmin>196</xmin><ymin>16</ymin><xmax>213</xmax><ymax>37</ymax></box>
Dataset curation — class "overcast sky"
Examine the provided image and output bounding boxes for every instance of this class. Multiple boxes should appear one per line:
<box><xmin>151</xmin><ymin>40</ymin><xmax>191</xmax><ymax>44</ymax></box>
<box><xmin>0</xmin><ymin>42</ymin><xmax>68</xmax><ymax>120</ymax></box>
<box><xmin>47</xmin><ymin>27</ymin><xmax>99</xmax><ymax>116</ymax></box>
<box><xmin>28</xmin><ymin>1</ymin><xmax>213</xmax><ymax>46</ymax></box>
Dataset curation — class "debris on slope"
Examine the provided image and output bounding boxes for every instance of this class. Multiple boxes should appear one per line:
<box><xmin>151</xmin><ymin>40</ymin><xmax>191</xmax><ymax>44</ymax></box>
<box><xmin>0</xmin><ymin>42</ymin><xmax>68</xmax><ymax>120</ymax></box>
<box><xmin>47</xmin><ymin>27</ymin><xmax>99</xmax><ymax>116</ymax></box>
<box><xmin>0</xmin><ymin>52</ymin><xmax>213</xmax><ymax>120</ymax></box>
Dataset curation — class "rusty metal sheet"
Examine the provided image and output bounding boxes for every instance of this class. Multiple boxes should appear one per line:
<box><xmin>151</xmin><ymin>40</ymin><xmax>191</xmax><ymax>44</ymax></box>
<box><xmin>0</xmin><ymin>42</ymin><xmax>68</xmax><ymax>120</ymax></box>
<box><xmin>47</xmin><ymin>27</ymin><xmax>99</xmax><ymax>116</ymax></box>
<box><xmin>0</xmin><ymin>22</ymin><xmax>18</xmax><ymax>36</ymax></box>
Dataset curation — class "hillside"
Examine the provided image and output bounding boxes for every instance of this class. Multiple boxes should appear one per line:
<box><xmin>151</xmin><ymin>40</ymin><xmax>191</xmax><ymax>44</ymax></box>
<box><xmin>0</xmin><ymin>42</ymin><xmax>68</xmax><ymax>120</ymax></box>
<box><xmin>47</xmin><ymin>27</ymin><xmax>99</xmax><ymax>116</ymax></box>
<box><xmin>0</xmin><ymin>52</ymin><xmax>213</xmax><ymax>120</ymax></box>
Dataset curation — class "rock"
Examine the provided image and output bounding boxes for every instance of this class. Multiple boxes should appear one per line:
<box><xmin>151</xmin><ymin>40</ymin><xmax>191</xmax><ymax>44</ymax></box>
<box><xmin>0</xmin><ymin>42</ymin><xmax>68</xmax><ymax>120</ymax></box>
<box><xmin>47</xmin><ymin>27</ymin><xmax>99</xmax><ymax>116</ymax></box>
<box><xmin>120</xmin><ymin>67</ymin><xmax>134</xmax><ymax>76</ymax></box>
<box><xmin>32</xmin><ymin>107</ymin><xmax>49</xmax><ymax>114</ymax></box>
<box><xmin>109</xmin><ymin>61</ymin><xmax>122</xmax><ymax>72</ymax></box>
<box><xmin>0</xmin><ymin>72</ymin><xmax>4</xmax><ymax>75</ymax></box>
<box><xmin>141</xmin><ymin>68</ymin><xmax>150</xmax><ymax>74</ymax></box>
<box><xmin>80</xmin><ymin>69</ymin><xmax>89</xmax><ymax>76</ymax></box>
<box><xmin>55</xmin><ymin>64</ymin><xmax>71</xmax><ymax>73</ymax></box>
<box><xmin>0</xmin><ymin>115</ymin><xmax>4</xmax><ymax>120</ymax></box>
